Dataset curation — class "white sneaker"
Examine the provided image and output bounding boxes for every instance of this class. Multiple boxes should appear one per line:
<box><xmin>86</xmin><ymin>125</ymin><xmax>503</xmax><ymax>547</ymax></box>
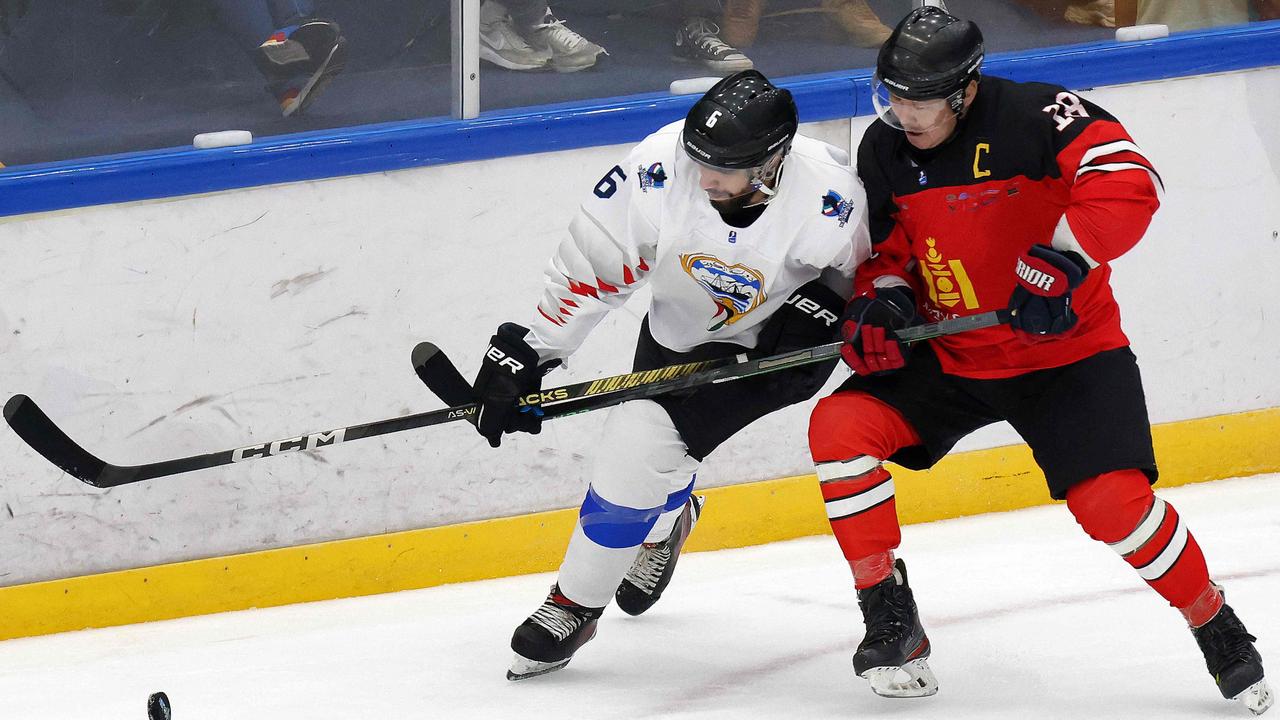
<box><xmin>479</xmin><ymin>0</ymin><xmax>550</xmax><ymax>71</ymax></box>
<box><xmin>673</xmin><ymin>17</ymin><xmax>753</xmax><ymax>73</ymax></box>
<box><xmin>526</xmin><ymin>10</ymin><xmax>606</xmax><ymax>73</ymax></box>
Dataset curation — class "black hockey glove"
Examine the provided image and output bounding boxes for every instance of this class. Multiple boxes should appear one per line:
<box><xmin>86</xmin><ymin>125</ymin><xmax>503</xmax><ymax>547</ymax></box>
<box><xmin>756</xmin><ymin>279</ymin><xmax>845</xmax><ymax>355</ymax></box>
<box><xmin>754</xmin><ymin>279</ymin><xmax>846</xmax><ymax>394</ymax></box>
<box><xmin>839</xmin><ymin>286</ymin><xmax>919</xmax><ymax>376</ymax></box>
<box><xmin>1007</xmin><ymin>245</ymin><xmax>1090</xmax><ymax>337</ymax></box>
<box><xmin>473</xmin><ymin>323</ymin><xmax>552</xmax><ymax>448</ymax></box>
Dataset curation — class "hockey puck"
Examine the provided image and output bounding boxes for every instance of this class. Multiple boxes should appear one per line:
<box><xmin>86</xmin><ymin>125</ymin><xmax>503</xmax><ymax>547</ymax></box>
<box><xmin>147</xmin><ymin>692</ymin><xmax>171</xmax><ymax>720</ymax></box>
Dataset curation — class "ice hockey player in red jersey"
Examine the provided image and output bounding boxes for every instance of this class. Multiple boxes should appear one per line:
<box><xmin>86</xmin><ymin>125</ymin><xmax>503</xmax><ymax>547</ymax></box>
<box><xmin>807</xmin><ymin>6</ymin><xmax>1272</xmax><ymax>714</ymax></box>
<box><xmin>470</xmin><ymin>71</ymin><xmax>873</xmax><ymax>680</ymax></box>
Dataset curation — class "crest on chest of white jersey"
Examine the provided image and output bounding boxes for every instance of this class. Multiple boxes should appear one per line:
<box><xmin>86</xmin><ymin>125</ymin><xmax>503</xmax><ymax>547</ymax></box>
<box><xmin>643</xmin><ymin>134</ymin><xmax>857</xmax><ymax>332</ymax></box>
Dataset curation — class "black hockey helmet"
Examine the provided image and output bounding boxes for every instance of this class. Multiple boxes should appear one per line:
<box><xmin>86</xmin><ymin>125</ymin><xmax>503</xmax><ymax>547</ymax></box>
<box><xmin>682</xmin><ymin>70</ymin><xmax>798</xmax><ymax>171</ymax></box>
<box><xmin>876</xmin><ymin>6</ymin><xmax>984</xmax><ymax>103</ymax></box>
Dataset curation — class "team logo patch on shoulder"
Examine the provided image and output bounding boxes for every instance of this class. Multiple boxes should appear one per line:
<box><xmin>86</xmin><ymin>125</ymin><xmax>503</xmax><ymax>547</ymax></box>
<box><xmin>821</xmin><ymin>190</ymin><xmax>854</xmax><ymax>227</ymax></box>
<box><xmin>680</xmin><ymin>253</ymin><xmax>767</xmax><ymax>331</ymax></box>
<box><xmin>638</xmin><ymin>162</ymin><xmax>667</xmax><ymax>192</ymax></box>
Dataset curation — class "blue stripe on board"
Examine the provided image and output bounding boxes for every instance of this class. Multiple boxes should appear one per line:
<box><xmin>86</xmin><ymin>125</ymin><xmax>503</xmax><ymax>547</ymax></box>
<box><xmin>1</xmin><ymin>22</ymin><xmax>1277</xmax><ymax>218</ymax></box>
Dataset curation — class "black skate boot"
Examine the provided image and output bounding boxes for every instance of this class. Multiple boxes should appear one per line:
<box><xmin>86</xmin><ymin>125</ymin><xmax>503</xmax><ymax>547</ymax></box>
<box><xmin>507</xmin><ymin>584</ymin><xmax>603</xmax><ymax>681</ymax></box>
<box><xmin>852</xmin><ymin>558</ymin><xmax>937</xmax><ymax>698</ymax></box>
<box><xmin>615</xmin><ymin>494</ymin><xmax>705</xmax><ymax>616</ymax></box>
<box><xmin>1192</xmin><ymin>600</ymin><xmax>1273</xmax><ymax>715</ymax></box>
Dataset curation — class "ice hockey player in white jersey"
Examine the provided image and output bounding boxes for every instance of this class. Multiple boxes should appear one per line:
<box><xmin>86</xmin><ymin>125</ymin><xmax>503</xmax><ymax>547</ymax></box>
<box><xmin>469</xmin><ymin>70</ymin><xmax>873</xmax><ymax>680</ymax></box>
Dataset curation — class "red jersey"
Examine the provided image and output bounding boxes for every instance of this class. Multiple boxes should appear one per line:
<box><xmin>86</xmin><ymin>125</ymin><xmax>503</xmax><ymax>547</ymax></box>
<box><xmin>855</xmin><ymin>76</ymin><xmax>1162</xmax><ymax>379</ymax></box>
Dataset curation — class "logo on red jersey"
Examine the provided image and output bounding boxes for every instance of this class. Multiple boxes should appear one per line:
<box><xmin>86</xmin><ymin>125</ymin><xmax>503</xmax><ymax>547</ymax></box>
<box><xmin>918</xmin><ymin>237</ymin><xmax>980</xmax><ymax>312</ymax></box>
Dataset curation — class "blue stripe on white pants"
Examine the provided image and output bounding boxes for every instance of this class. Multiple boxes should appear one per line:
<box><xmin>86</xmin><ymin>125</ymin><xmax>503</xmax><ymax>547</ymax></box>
<box><xmin>644</xmin><ymin>477</ymin><xmax>697</xmax><ymax>543</ymax></box>
<box><xmin>557</xmin><ymin>401</ymin><xmax>699</xmax><ymax>608</ymax></box>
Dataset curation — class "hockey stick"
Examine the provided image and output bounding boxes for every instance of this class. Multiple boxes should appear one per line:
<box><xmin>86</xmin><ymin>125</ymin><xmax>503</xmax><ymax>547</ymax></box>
<box><xmin>414</xmin><ymin>309</ymin><xmax>1012</xmax><ymax>423</ymax></box>
<box><xmin>4</xmin><ymin>310</ymin><xmax>1006</xmax><ymax>488</ymax></box>
<box><xmin>2</xmin><ymin>392</ymin><xmax>481</xmax><ymax>489</ymax></box>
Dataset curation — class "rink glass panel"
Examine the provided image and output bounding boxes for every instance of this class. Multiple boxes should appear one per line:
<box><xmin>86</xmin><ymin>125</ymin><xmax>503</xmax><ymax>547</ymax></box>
<box><xmin>7</xmin><ymin>0</ymin><xmax>1267</xmax><ymax>169</ymax></box>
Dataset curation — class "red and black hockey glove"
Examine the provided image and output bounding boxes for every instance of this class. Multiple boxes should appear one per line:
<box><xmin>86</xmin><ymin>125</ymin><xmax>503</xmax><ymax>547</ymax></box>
<box><xmin>1007</xmin><ymin>245</ymin><xmax>1090</xmax><ymax>337</ymax></box>
<box><xmin>839</xmin><ymin>286</ymin><xmax>919</xmax><ymax>376</ymax></box>
<box><xmin>473</xmin><ymin>323</ymin><xmax>554</xmax><ymax>448</ymax></box>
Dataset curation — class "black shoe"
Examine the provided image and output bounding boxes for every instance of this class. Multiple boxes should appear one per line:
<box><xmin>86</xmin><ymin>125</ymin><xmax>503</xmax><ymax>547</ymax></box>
<box><xmin>507</xmin><ymin>584</ymin><xmax>603</xmax><ymax>680</ymax></box>
<box><xmin>1193</xmin><ymin>600</ymin><xmax>1273</xmax><ymax>714</ymax></box>
<box><xmin>852</xmin><ymin>558</ymin><xmax>937</xmax><ymax>698</ymax></box>
<box><xmin>615</xmin><ymin>494</ymin><xmax>704</xmax><ymax>616</ymax></box>
<box><xmin>255</xmin><ymin>19</ymin><xmax>347</xmax><ymax>116</ymax></box>
<box><xmin>672</xmin><ymin>17</ymin><xmax>752</xmax><ymax>73</ymax></box>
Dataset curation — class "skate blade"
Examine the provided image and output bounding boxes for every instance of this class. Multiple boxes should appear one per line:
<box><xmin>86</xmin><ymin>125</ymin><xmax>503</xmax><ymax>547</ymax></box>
<box><xmin>1235</xmin><ymin>677</ymin><xmax>1274</xmax><ymax>716</ymax></box>
<box><xmin>860</xmin><ymin>657</ymin><xmax>939</xmax><ymax>698</ymax></box>
<box><xmin>506</xmin><ymin>653</ymin><xmax>571</xmax><ymax>681</ymax></box>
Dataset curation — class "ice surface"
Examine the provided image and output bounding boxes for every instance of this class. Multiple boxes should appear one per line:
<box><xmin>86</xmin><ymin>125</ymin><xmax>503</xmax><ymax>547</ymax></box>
<box><xmin>0</xmin><ymin>474</ymin><xmax>1275</xmax><ymax>719</ymax></box>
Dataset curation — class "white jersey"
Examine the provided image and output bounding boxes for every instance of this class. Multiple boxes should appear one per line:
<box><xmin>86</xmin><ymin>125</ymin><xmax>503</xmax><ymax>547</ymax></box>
<box><xmin>526</xmin><ymin>120</ymin><xmax>872</xmax><ymax>363</ymax></box>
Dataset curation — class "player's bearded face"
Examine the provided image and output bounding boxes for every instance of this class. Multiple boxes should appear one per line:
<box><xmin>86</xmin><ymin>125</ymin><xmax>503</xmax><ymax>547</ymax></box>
<box><xmin>697</xmin><ymin>165</ymin><xmax>755</xmax><ymax>202</ymax></box>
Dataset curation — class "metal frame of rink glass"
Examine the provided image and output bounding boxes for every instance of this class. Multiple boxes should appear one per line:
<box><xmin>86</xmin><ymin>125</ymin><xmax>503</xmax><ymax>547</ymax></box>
<box><xmin>3</xmin><ymin>310</ymin><xmax>1008</xmax><ymax>488</ymax></box>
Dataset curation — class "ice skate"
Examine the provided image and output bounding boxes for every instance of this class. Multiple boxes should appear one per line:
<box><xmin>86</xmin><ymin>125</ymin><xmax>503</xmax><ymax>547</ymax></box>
<box><xmin>1193</xmin><ymin>599</ymin><xmax>1273</xmax><ymax>715</ymax></box>
<box><xmin>615</xmin><ymin>495</ymin><xmax>705</xmax><ymax>616</ymax></box>
<box><xmin>507</xmin><ymin>584</ymin><xmax>603</xmax><ymax>680</ymax></box>
<box><xmin>852</xmin><ymin>559</ymin><xmax>937</xmax><ymax>698</ymax></box>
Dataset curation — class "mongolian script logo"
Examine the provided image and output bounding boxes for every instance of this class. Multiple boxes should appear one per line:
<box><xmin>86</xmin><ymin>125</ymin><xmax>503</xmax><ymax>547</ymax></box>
<box><xmin>918</xmin><ymin>237</ymin><xmax>979</xmax><ymax>311</ymax></box>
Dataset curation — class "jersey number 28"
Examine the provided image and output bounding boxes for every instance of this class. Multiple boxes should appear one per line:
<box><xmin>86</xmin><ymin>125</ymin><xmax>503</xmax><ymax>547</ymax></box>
<box><xmin>1042</xmin><ymin>92</ymin><xmax>1090</xmax><ymax>132</ymax></box>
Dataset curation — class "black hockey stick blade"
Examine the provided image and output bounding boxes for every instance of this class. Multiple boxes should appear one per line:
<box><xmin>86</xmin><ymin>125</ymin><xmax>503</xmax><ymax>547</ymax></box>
<box><xmin>4</xmin><ymin>392</ymin><xmax>480</xmax><ymax>488</ymax></box>
<box><xmin>5</xmin><ymin>394</ymin><xmax>116</xmax><ymax>486</ymax></box>
<box><xmin>412</xmin><ymin>342</ymin><xmax>477</xmax><ymax>407</ymax></box>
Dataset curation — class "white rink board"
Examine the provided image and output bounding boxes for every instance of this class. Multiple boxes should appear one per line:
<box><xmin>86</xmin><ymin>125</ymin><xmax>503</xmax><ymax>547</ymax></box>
<box><xmin>1</xmin><ymin>69</ymin><xmax>1278</xmax><ymax>585</ymax></box>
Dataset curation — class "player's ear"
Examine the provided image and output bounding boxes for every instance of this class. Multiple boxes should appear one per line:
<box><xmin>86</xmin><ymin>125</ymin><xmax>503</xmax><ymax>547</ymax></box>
<box><xmin>963</xmin><ymin>79</ymin><xmax>979</xmax><ymax>107</ymax></box>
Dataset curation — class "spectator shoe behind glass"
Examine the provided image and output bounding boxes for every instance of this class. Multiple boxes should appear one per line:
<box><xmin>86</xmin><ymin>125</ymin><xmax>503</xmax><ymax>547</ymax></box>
<box><xmin>821</xmin><ymin>0</ymin><xmax>891</xmax><ymax>47</ymax></box>
<box><xmin>722</xmin><ymin>0</ymin><xmax>764</xmax><ymax>49</ymax></box>
<box><xmin>479</xmin><ymin>0</ymin><xmax>550</xmax><ymax>70</ymax></box>
<box><xmin>1064</xmin><ymin>0</ymin><xmax>1115</xmax><ymax>28</ymax></box>
<box><xmin>673</xmin><ymin>17</ymin><xmax>753</xmax><ymax>74</ymax></box>
<box><xmin>525</xmin><ymin>8</ymin><xmax>606</xmax><ymax>72</ymax></box>
<box><xmin>255</xmin><ymin>19</ymin><xmax>348</xmax><ymax>117</ymax></box>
